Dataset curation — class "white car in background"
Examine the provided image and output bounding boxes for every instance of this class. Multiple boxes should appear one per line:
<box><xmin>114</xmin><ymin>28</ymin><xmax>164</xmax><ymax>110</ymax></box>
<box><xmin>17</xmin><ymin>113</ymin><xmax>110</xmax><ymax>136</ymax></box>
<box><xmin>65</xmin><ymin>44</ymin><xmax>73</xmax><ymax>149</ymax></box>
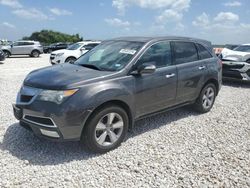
<box><xmin>50</xmin><ymin>41</ymin><xmax>101</xmax><ymax>64</ymax></box>
<box><xmin>220</xmin><ymin>44</ymin><xmax>250</xmax><ymax>63</ymax></box>
<box><xmin>220</xmin><ymin>44</ymin><xmax>250</xmax><ymax>81</ymax></box>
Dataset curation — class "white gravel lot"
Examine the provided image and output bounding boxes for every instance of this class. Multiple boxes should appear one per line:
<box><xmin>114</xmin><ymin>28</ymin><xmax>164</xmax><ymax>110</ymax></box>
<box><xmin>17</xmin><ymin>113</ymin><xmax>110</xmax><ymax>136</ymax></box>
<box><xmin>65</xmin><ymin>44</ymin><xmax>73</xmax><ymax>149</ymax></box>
<box><xmin>0</xmin><ymin>54</ymin><xmax>249</xmax><ymax>187</ymax></box>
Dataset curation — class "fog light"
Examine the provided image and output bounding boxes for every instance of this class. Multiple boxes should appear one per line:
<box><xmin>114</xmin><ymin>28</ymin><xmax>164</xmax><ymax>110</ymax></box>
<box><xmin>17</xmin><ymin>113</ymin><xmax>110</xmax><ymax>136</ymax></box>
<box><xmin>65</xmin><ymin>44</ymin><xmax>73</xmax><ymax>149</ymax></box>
<box><xmin>40</xmin><ymin>129</ymin><xmax>60</xmax><ymax>138</ymax></box>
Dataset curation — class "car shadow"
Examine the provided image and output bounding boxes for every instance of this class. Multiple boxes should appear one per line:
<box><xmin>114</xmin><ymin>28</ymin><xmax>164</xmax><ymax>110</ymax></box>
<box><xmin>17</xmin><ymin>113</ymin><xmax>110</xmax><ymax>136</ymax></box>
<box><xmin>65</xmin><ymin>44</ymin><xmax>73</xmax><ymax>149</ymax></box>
<box><xmin>223</xmin><ymin>79</ymin><xmax>250</xmax><ymax>88</ymax></box>
<box><xmin>1</xmin><ymin>107</ymin><xmax>199</xmax><ymax>166</ymax></box>
<box><xmin>0</xmin><ymin>62</ymin><xmax>4</xmax><ymax>65</ymax></box>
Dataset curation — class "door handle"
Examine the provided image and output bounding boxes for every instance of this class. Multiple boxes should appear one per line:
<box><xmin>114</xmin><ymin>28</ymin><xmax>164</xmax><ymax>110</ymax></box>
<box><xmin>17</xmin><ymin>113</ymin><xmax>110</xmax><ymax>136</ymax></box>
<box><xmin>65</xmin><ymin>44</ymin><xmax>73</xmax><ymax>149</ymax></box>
<box><xmin>166</xmin><ymin>73</ymin><xmax>175</xmax><ymax>78</ymax></box>
<box><xmin>198</xmin><ymin>66</ymin><xmax>206</xmax><ymax>70</ymax></box>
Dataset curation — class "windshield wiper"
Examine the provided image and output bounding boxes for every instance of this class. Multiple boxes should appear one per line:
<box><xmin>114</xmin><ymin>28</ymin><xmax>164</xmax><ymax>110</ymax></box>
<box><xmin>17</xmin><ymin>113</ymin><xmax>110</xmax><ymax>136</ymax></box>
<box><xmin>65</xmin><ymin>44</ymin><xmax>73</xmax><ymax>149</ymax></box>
<box><xmin>78</xmin><ymin>64</ymin><xmax>101</xmax><ymax>71</ymax></box>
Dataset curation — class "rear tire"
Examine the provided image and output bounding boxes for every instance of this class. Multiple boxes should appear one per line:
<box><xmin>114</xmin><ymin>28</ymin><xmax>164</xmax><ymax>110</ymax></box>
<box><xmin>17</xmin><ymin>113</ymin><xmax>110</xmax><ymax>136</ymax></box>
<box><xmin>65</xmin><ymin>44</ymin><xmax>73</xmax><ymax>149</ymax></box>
<box><xmin>31</xmin><ymin>50</ymin><xmax>40</xmax><ymax>58</ymax></box>
<box><xmin>193</xmin><ymin>83</ymin><xmax>216</xmax><ymax>113</ymax></box>
<box><xmin>81</xmin><ymin>105</ymin><xmax>129</xmax><ymax>153</ymax></box>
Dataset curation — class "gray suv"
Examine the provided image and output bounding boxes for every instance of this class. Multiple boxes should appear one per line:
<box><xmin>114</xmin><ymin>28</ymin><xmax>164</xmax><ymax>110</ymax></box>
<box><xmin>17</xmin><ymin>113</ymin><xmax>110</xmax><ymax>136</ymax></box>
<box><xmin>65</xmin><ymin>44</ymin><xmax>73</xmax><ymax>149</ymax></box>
<box><xmin>13</xmin><ymin>37</ymin><xmax>222</xmax><ymax>153</ymax></box>
<box><xmin>2</xmin><ymin>41</ymin><xmax>43</xmax><ymax>58</ymax></box>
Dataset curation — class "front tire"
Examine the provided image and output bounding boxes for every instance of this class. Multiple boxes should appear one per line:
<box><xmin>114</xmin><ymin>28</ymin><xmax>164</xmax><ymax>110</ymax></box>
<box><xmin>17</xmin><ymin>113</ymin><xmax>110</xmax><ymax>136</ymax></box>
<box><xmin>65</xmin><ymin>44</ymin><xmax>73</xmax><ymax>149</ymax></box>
<box><xmin>3</xmin><ymin>50</ymin><xmax>10</xmax><ymax>58</ymax></box>
<box><xmin>65</xmin><ymin>57</ymin><xmax>76</xmax><ymax>63</ymax></box>
<box><xmin>193</xmin><ymin>83</ymin><xmax>216</xmax><ymax>113</ymax></box>
<box><xmin>81</xmin><ymin>105</ymin><xmax>129</xmax><ymax>153</ymax></box>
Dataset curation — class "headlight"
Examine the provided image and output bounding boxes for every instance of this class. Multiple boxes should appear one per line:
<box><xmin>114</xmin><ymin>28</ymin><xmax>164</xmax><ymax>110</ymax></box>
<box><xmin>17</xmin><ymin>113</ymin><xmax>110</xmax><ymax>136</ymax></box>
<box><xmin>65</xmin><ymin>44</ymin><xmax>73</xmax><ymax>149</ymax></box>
<box><xmin>37</xmin><ymin>89</ymin><xmax>78</xmax><ymax>104</ymax></box>
<box><xmin>56</xmin><ymin>53</ymin><xmax>64</xmax><ymax>57</ymax></box>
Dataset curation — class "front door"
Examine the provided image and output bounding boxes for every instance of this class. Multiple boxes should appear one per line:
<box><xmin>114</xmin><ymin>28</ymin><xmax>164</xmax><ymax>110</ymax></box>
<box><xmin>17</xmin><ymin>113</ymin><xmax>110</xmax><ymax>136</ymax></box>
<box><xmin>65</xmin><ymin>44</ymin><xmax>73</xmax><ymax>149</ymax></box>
<box><xmin>133</xmin><ymin>41</ymin><xmax>177</xmax><ymax>117</ymax></box>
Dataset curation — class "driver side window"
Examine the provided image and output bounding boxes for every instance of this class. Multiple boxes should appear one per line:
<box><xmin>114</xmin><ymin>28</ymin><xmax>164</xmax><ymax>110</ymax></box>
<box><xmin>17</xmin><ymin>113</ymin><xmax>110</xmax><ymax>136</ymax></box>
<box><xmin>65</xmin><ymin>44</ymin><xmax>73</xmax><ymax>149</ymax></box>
<box><xmin>136</xmin><ymin>41</ymin><xmax>172</xmax><ymax>68</ymax></box>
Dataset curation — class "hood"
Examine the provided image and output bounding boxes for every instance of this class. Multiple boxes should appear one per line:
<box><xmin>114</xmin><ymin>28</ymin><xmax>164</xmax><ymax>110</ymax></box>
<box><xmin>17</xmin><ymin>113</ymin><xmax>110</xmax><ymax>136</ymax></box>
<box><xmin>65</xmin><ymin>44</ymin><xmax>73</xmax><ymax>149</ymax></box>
<box><xmin>51</xmin><ymin>49</ymin><xmax>69</xmax><ymax>54</ymax></box>
<box><xmin>1</xmin><ymin>45</ymin><xmax>11</xmax><ymax>50</ymax></box>
<box><xmin>221</xmin><ymin>48</ymin><xmax>250</xmax><ymax>62</ymax></box>
<box><xmin>24</xmin><ymin>64</ymin><xmax>115</xmax><ymax>90</ymax></box>
<box><xmin>222</xmin><ymin>56</ymin><xmax>241</xmax><ymax>62</ymax></box>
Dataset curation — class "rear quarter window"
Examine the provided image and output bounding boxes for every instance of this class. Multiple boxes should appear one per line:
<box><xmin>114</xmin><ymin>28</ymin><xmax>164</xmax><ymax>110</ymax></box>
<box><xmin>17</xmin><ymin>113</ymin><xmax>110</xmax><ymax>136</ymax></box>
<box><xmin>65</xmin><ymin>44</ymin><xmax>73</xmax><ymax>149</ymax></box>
<box><xmin>174</xmin><ymin>42</ymin><xmax>198</xmax><ymax>64</ymax></box>
<box><xmin>197</xmin><ymin>44</ymin><xmax>212</xmax><ymax>60</ymax></box>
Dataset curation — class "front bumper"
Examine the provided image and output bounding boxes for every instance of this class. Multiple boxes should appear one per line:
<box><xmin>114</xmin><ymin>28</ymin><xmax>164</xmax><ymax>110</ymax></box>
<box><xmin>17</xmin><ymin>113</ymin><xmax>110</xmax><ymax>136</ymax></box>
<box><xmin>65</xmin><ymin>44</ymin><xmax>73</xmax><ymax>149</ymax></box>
<box><xmin>13</xmin><ymin>86</ymin><xmax>92</xmax><ymax>141</ymax></box>
<box><xmin>222</xmin><ymin>61</ymin><xmax>250</xmax><ymax>81</ymax></box>
<box><xmin>50</xmin><ymin>54</ymin><xmax>63</xmax><ymax>65</ymax></box>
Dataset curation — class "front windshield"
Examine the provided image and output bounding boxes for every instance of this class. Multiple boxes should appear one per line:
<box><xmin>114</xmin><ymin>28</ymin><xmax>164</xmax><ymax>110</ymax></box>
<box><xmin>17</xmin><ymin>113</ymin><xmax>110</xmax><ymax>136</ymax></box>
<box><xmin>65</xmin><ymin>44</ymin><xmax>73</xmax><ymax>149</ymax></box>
<box><xmin>234</xmin><ymin>45</ymin><xmax>250</xmax><ymax>52</ymax></box>
<box><xmin>74</xmin><ymin>40</ymin><xmax>144</xmax><ymax>71</ymax></box>
<box><xmin>67</xmin><ymin>43</ymin><xmax>82</xmax><ymax>50</ymax></box>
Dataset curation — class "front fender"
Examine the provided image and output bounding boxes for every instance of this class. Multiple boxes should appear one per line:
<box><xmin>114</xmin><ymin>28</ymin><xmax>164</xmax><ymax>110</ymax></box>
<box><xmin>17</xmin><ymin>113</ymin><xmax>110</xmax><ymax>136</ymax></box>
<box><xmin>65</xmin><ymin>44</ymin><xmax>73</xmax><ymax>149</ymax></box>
<box><xmin>85</xmin><ymin>83</ymin><xmax>134</xmax><ymax>111</ymax></box>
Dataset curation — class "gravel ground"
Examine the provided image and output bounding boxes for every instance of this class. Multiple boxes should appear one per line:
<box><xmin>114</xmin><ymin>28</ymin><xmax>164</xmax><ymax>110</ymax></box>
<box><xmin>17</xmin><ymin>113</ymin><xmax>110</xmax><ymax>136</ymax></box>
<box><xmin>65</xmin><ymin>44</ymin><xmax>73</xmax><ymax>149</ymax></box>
<box><xmin>0</xmin><ymin>54</ymin><xmax>249</xmax><ymax>187</ymax></box>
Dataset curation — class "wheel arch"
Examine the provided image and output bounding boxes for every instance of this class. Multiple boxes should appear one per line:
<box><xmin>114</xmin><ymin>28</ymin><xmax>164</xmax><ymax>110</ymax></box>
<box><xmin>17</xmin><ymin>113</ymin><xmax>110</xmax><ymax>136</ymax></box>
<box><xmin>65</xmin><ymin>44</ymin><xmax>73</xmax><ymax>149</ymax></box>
<box><xmin>83</xmin><ymin>100</ymin><xmax>134</xmax><ymax>133</ymax></box>
<box><xmin>202</xmin><ymin>78</ymin><xmax>219</xmax><ymax>95</ymax></box>
<box><xmin>31</xmin><ymin>49</ymin><xmax>40</xmax><ymax>53</ymax></box>
<box><xmin>2</xmin><ymin>49</ymin><xmax>11</xmax><ymax>55</ymax></box>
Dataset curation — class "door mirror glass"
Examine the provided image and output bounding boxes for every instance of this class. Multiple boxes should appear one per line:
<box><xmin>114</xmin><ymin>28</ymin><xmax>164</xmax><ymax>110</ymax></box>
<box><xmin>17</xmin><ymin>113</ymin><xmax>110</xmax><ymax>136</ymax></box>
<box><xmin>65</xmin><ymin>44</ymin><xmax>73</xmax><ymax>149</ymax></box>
<box><xmin>137</xmin><ymin>63</ymin><xmax>156</xmax><ymax>74</ymax></box>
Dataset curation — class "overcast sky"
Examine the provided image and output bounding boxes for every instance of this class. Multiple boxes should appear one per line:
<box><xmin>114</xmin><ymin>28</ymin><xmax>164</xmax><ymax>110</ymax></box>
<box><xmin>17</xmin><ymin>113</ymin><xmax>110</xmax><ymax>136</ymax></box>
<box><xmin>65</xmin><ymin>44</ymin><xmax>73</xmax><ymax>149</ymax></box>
<box><xmin>0</xmin><ymin>0</ymin><xmax>249</xmax><ymax>44</ymax></box>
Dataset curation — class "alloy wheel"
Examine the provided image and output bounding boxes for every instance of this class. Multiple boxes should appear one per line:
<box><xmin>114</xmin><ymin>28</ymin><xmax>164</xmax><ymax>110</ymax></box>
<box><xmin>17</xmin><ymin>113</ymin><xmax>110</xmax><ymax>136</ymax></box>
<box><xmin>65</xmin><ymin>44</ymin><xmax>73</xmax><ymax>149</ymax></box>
<box><xmin>32</xmin><ymin>51</ymin><xmax>39</xmax><ymax>57</ymax></box>
<box><xmin>95</xmin><ymin>112</ymin><xmax>124</xmax><ymax>147</ymax></box>
<box><xmin>202</xmin><ymin>87</ymin><xmax>215</xmax><ymax>109</ymax></box>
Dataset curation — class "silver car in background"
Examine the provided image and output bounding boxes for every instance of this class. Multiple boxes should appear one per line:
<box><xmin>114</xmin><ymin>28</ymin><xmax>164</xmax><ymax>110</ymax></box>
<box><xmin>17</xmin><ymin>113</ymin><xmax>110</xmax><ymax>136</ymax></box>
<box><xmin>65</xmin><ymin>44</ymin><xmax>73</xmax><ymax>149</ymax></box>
<box><xmin>1</xmin><ymin>41</ymin><xmax>43</xmax><ymax>58</ymax></box>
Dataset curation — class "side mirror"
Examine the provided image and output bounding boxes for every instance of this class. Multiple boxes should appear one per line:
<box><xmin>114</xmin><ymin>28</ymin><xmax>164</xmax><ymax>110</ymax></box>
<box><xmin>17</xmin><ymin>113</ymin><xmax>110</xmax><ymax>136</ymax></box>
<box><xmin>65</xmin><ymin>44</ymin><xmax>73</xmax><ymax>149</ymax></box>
<box><xmin>80</xmin><ymin>47</ymin><xmax>85</xmax><ymax>51</ymax></box>
<box><xmin>136</xmin><ymin>63</ymin><xmax>156</xmax><ymax>75</ymax></box>
<box><xmin>82</xmin><ymin>47</ymin><xmax>92</xmax><ymax>51</ymax></box>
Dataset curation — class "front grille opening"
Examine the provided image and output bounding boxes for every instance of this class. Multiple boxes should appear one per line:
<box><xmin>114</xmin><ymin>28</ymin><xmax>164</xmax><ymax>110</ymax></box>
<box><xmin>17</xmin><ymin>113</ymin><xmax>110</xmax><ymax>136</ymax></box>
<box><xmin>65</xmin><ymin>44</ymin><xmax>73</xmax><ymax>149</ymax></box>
<box><xmin>222</xmin><ymin>64</ymin><xmax>244</xmax><ymax>70</ymax></box>
<box><xmin>24</xmin><ymin>115</ymin><xmax>54</xmax><ymax>126</ymax></box>
<box><xmin>223</xmin><ymin>71</ymin><xmax>243</xmax><ymax>79</ymax></box>
<box><xmin>21</xmin><ymin>95</ymin><xmax>33</xmax><ymax>103</ymax></box>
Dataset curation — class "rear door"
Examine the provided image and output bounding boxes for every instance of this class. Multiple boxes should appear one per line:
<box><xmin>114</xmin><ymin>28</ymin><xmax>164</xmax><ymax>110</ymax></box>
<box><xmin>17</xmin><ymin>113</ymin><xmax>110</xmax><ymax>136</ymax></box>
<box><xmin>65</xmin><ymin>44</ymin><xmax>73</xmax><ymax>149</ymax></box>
<box><xmin>173</xmin><ymin>41</ymin><xmax>208</xmax><ymax>103</ymax></box>
<box><xmin>22</xmin><ymin>42</ymin><xmax>34</xmax><ymax>54</ymax></box>
<box><xmin>133</xmin><ymin>41</ymin><xmax>177</xmax><ymax>116</ymax></box>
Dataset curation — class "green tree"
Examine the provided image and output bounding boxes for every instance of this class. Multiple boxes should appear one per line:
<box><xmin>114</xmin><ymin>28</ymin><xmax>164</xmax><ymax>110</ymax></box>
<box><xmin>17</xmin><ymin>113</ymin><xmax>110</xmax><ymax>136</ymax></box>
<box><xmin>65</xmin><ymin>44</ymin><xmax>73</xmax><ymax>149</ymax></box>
<box><xmin>22</xmin><ymin>30</ymin><xmax>83</xmax><ymax>45</ymax></box>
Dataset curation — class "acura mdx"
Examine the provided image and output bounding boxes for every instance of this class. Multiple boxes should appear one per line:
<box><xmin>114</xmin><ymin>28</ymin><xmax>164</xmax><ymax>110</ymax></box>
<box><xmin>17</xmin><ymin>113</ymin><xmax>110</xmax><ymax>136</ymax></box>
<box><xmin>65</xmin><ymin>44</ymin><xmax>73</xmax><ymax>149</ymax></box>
<box><xmin>13</xmin><ymin>37</ymin><xmax>222</xmax><ymax>153</ymax></box>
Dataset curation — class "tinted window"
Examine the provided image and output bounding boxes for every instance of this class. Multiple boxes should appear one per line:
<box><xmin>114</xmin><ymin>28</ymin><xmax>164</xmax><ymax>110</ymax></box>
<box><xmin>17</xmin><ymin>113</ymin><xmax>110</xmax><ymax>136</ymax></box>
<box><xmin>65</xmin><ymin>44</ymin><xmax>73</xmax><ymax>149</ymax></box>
<box><xmin>197</xmin><ymin>44</ymin><xmax>212</xmax><ymax>60</ymax></box>
<box><xmin>57</xmin><ymin>44</ymin><xmax>67</xmax><ymax>47</ymax></box>
<box><xmin>83</xmin><ymin>43</ymin><xmax>99</xmax><ymax>50</ymax></box>
<box><xmin>23</xmin><ymin>42</ymin><xmax>34</xmax><ymax>45</ymax></box>
<box><xmin>137</xmin><ymin>41</ymin><xmax>172</xmax><ymax>68</ymax></box>
<box><xmin>67</xmin><ymin>43</ymin><xmax>82</xmax><ymax>50</ymax></box>
<box><xmin>174</xmin><ymin>42</ymin><xmax>198</xmax><ymax>64</ymax></box>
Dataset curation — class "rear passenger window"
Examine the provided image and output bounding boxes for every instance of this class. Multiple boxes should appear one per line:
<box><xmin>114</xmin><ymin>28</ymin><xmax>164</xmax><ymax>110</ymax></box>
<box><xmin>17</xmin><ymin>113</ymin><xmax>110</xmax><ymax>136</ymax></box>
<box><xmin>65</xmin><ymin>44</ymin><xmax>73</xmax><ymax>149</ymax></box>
<box><xmin>137</xmin><ymin>41</ymin><xmax>172</xmax><ymax>68</ymax></box>
<box><xmin>24</xmin><ymin>42</ymin><xmax>34</xmax><ymax>45</ymax></box>
<box><xmin>197</xmin><ymin>44</ymin><xmax>212</xmax><ymax>59</ymax></box>
<box><xmin>174</xmin><ymin>42</ymin><xmax>198</xmax><ymax>64</ymax></box>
